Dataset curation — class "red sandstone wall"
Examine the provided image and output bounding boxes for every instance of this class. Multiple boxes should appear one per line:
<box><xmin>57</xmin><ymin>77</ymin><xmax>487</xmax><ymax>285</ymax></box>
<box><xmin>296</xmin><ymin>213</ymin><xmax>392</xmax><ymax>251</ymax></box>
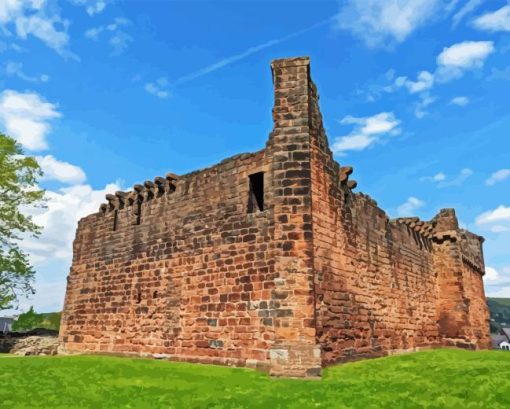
<box><xmin>305</xmin><ymin>60</ymin><xmax>489</xmax><ymax>365</ymax></box>
<box><xmin>265</xmin><ymin>58</ymin><xmax>321</xmax><ymax>377</ymax></box>
<box><xmin>61</xmin><ymin>151</ymin><xmax>279</xmax><ymax>369</ymax></box>
<box><xmin>432</xmin><ymin>211</ymin><xmax>491</xmax><ymax>349</ymax></box>
<box><xmin>460</xmin><ymin>231</ymin><xmax>491</xmax><ymax>348</ymax></box>
<box><xmin>61</xmin><ymin>57</ymin><xmax>323</xmax><ymax>377</ymax></box>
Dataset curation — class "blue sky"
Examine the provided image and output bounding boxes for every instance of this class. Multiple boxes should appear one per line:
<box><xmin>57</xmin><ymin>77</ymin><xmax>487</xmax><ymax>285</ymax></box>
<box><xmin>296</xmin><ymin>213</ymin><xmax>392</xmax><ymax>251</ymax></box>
<box><xmin>0</xmin><ymin>0</ymin><xmax>509</xmax><ymax>313</ymax></box>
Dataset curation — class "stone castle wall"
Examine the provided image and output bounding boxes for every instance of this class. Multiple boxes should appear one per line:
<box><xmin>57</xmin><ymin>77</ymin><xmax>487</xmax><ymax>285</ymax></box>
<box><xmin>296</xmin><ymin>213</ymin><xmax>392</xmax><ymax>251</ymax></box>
<box><xmin>60</xmin><ymin>57</ymin><xmax>490</xmax><ymax>377</ymax></box>
<box><xmin>61</xmin><ymin>150</ymin><xmax>279</xmax><ymax>369</ymax></box>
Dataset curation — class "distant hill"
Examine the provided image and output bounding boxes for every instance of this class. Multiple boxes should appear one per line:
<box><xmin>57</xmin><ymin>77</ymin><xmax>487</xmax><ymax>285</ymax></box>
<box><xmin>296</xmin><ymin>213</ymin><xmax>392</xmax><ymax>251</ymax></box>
<box><xmin>487</xmin><ymin>298</ymin><xmax>510</xmax><ymax>333</ymax></box>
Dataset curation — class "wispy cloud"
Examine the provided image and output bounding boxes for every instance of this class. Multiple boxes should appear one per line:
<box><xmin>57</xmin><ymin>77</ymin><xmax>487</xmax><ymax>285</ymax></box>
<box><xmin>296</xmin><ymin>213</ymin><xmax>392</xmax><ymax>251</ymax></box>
<box><xmin>332</xmin><ymin>112</ymin><xmax>401</xmax><ymax>155</ymax></box>
<box><xmin>171</xmin><ymin>16</ymin><xmax>335</xmax><ymax>87</ymax></box>
<box><xmin>421</xmin><ymin>168</ymin><xmax>473</xmax><ymax>187</ymax></box>
<box><xmin>414</xmin><ymin>93</ymin><xmax>436</xmax><ymax>118</ymax></box>
<box><xmin>85</xmin><ymin>17</ymin><xmax>132</xmax><ymax>55</ymax></box>
<box><xmin>70</xmin><ymin>0</ymin><xmax>109</xmax><ymax>16</ymax></box>
<box><xmin>472</xmin><ymin>5</ymin><xmax>510</xmax><ymax>32</ymax></box>
<box><xmin>476</xmin><ymin>205</ymin><xmax>510</xmax><ymax>233</ymax></box>
<box><xmin>420</xmin><ymin>172</ymin><xmax>446</xmax><ymax>182</ymax></box>
<box><xmin>486</xmin><ymin>169</ymin><xmax>510</xmax><ymax>186</ymax></box>
<box><xmin>397</xmin><ymin>197</ymin><xmax>426</xmax><ymax>217</ymax></box>
<box><xmin>145</xmin><ymin>78</ymin><xmax>170</xmax><ymax>99</ymax></box>
<box><xmin>450</xmin><ymin>96</ymin><xmax>469</xmax><ymax>106</ymax></box>
<box><xmin>452</xmin><ymin>0</ymin><xmax>483</xmax><ymax>28</ymax></box>
<box><xmin>4</xmin><ymin>61</ymin><xmax>49</xmax><ymax>83</ymax></box>
<box><xmin>335</xmin><ymin>0</ymin><xmax>449</xmax><ymax>48</ymax></box>
<box><xmin>383</xmin><ymin>40</ymin><xmax>493</xmax><ymax>117</ymax></box>
<box><xmin>439</xmin><ymin>168</ymin><xmax>473</xmax><ymax>187</ymax></box>
<box><xmin>0</xmin><ymin>0</ymin><xmax>77</xmax><ymax>59</ymax></box>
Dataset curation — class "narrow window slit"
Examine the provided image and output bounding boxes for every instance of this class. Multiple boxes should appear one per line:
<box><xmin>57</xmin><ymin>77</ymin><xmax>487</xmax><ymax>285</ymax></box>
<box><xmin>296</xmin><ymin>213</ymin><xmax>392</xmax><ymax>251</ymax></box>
<box><xmin>247</xmin><ymin>172</ymin><xmax>264</xmax><ymax>213</ymax></box>
<box><xmin>135</xmin><ymin>201</ymin><xmax>142</xmax><ymax>225</ymax></box>
<box><xmin>113</xmin><ymin>210</ymin><xmax>118</xmax><ymax>231</ymax></box>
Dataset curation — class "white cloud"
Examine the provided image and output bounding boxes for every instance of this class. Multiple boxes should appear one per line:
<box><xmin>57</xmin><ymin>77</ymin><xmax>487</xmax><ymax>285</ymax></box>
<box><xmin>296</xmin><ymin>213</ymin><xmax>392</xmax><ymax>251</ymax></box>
<box><xmin>486</xmin><ymin>169</ymin><xmax>510</xmax><ymax>186</ymax></box>
<box><xmin>438</xmin><ymin>168</ymin><xmax>473</xmax><ymax>187</ymax></box>
<box><xmin>0</xmin><ymin>0</ymin><xmax>76</xmax><ymax>58</ymax></box>
<box><xmin>109</xmin><ymin>30</ymin><xmax>132</xmax><ymax>55</ymax></box>
<box><xmin>405</xmin><ymin>70</ymin><xmax>435</xmax><ymax>93</ymax></box>
<box><xmin>9</xmin><ymin>179</ymin><xmax>120</xmax><ymax>312</ymax></box>
<box><xmin>420</xmin><ymin>172</ymin><xmax>447</xmax><ymax>182</ymax></box>
<box><xmin>483</xmin><ymin>265</ymin><xmax>510</xmax><ymax>298</ymax></box>
<box><xmin>479</xmin><ymin>207</ymin><xmax>510</xmax><ymax>223</ymax></box>
<box><xmin>414</xmin><ymin>93</ymin><xmax>436</xmax><ymax>118</ymax></box>
<box><xmin>70</xmin><ymin>0</ymin><xmax>109</xmax><ymax>16</ymax></box>
<box><xmin>0</xmin><ymin>90</ymin><xmax>60</xmax><ymax>151</ymax></box>
<box><xmin>436</xmin><ymin>41</ymin><xmax>495</xmax><ymax>81</ymax></box>
<box><xmin>145</xmin><ymin>77</ymin><xmax>170</xmax><ymax>99</ymax></box>
<box><xmin>473</xmin><ymin>5</ymin><xmax>510</xmax><ymax>32</ymax></box>
<box><xmin>437</xmin><ymin>40</ymin><xmax>494</xmax><ymax>68</ymax></box>
<box><xmin>84</xmin><ymin>26</ymin><xmax>103</xmax><ymax>40</ymax></box>
<box><xmin>383</xmin><ymin>41</ymin><xmax>492</xmax><ymax>117</ymax></box>
<box><xmin>84</xmin><ymin>17</ymin><xmax>132</xmax><ymax>55</ymax></box>
<box><xmin>36</xmin><ymin>155</ymin><xmax>86</xmax><ymax>184</ymax></box>
<box><xmin>22</xmin><ymin>181</ymin><xmax>121</xmax><ymax>267</ymax></box>
<box><xmin>335</xmin><ymin>0</ymin><xmax>444</xmax><ymax>48</ymax></box>
<box><xmin>332</xmin><ymin>112</ymin><xmax>401</xmax><ymax>154</ymax></box>
<box><xmin>397</xmin><ymin>196</ymin><xmax>425</xmax><ymax>217</ymax></box>
<box><xmin>422</xmin><ymin>168</ymin><xmax>473</xmax><ymax>187</ymax></box>
<box><xmin>450</xmin><ymin>96</ymin><xmax>469</xmax><ymax>106</ymax></box>
<box><xmin>452</xmin><ymin>0</ymin><xmax>483</xmax><ymax>27</ymax></box>
<box><xmin>485</xmin><ymin>266</ymin><xmax>500</xmax><ymax>282</ymax></box>
<box><xmin>476</xmin><ymin>205</ymin><xmax>510</xmax><ymax>233</ymax></box>
<box><xmin>386</xmin><ymin>71</ymin><xmax>435</xmax><ymax>94</ymax></box>
<box><xmin>4</xmin><ymin>60</ymin><xmax>49</xmax><ymax>83</ymax></box>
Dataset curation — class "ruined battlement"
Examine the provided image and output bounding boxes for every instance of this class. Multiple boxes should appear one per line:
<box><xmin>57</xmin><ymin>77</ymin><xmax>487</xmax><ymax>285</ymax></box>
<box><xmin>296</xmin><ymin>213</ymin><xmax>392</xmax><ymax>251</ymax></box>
<box><xmin>60</xmin><ymin>57</ymin><xmax>491</xmax><ymax>377</ymax></box>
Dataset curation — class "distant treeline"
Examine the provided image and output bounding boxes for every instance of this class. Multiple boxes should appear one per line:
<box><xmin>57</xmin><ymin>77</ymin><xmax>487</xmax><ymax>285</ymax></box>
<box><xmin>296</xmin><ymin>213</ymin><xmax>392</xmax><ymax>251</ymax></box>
<box><xmin>488</xmin><ymin>298</ymin><xmax>510</xmax><ymax>334</ymax></box>
<box><xmin>11</xmin><ymin>307</ymin><xmax>61</xmax><ymax>332</ymax></box>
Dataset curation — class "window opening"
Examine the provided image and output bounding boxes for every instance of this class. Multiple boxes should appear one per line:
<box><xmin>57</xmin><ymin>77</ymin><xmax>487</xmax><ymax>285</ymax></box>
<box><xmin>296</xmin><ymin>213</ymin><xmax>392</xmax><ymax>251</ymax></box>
<box><xmin>113</xmin><ymin>210</ymin><xmax>118</xmax><ymax>231</ymax></box>
<box><xmin>247</xmin><ymin>172</ymin><xmax>264</xmax><ymax>213</ymax></box>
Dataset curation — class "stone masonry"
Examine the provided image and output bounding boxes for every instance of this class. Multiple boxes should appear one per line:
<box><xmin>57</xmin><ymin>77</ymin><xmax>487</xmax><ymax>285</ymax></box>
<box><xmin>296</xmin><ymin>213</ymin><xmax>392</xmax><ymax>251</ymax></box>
<box><xmin>60</xmin><ymin>57</ymin><xmax>491</xmax><ymax>377</ymax></box>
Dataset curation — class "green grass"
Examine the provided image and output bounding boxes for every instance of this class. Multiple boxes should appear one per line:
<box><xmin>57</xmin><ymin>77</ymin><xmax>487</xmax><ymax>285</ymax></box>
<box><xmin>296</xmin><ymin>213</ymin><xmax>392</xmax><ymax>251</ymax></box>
<box><xmin>1</xmin><ymin>349</ymin><xmax>510</xmax><ymax>408</ymax></box>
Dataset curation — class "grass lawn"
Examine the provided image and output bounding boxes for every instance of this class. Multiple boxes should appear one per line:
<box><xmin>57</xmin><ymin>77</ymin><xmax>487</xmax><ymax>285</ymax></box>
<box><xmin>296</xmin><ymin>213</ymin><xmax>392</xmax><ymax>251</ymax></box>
<box><xmin>1</xmin><ymin>349</ymin><xmax>510</xmax><ymax>408</ymax></box>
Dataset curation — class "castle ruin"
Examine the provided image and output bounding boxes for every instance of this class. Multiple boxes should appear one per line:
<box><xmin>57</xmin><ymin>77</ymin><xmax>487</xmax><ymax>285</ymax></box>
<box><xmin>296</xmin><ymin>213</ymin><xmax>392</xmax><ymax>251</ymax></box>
<box><xmin>60</xmin><ymin>57</ymin><xmax>491</xmax><ymax>377</ymax></box>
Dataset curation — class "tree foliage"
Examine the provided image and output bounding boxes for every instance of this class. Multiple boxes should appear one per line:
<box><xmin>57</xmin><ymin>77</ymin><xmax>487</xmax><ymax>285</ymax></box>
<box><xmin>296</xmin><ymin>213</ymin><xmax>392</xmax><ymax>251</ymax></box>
<box><xmin>11</xmin><ymin>306</ymin><xmax>43</xmax><ymax>331</ymax></box>
<box><xmin>0</xmin><ymin>133</ymin><xmax>44</xmax><ymax>310</ymax></box>
<box><xmin>11</xmin><ymin>307</ymin><xmax>61</xmax><ymax>332</ymax></box>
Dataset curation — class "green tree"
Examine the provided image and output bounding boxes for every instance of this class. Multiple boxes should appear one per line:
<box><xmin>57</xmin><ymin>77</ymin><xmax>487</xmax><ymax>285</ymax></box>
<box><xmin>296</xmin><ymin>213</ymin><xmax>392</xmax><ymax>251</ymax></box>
<box><xmin>0</xmin><ymin>133</ymin><xmax>44</xmax><ymax>310</ymax></box>
<box><xmin>11</xmin><ymin>306</ymin><xmax>44</xmax><ymax>331</ymax></box>
<box><xmin>42</xmin><ymin>311</ymin><xmax>62</xmax><ymax>330</ymax></box>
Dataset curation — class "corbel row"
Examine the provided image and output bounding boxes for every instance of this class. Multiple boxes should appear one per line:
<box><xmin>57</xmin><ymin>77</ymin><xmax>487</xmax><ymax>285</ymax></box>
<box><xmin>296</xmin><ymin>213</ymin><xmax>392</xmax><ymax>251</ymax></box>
<box><xmin>461</xmin><ymin>255</ymin><xmax>484</xmax><ymax>275</ymax></box>
<box><xmin>99</xmin><ymin>172</ymin><xmax>179</xmax><ymax>214</ymax></box>
<box><xmin>395</xmin><ymin>217</ymin><xmax>437</xmax><ymax>239</ymax></box>
<box><xmin>339</xmin><ymin>166</ymin><xmax>357</xmax><ymax>190</ymax></box>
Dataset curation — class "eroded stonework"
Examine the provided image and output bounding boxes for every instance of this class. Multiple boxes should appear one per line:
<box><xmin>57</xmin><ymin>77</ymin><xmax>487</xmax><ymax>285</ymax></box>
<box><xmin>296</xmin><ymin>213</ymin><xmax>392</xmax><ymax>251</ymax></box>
<box><xmin>60</xmin><ymin>57</ymin><xmax>491</xmax><ymax>377</ymax></box>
